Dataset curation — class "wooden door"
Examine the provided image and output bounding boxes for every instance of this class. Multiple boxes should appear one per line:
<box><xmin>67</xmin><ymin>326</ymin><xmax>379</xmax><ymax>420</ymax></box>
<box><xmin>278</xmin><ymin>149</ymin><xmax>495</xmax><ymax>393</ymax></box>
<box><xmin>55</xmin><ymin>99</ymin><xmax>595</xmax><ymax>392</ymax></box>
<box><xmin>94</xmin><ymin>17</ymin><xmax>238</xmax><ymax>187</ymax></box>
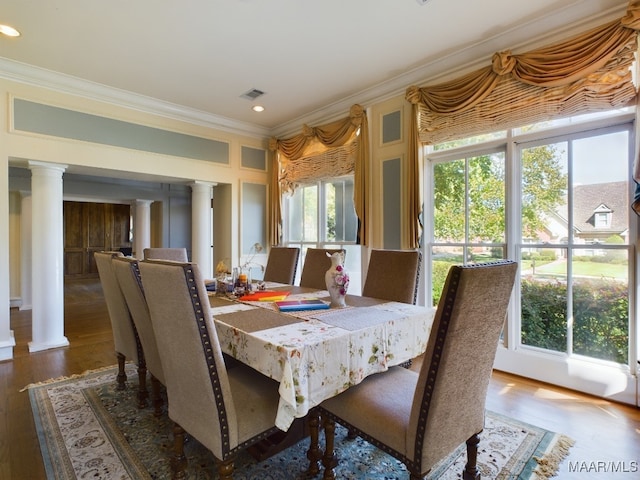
<box><xmin>64</xmin><ymin>202</ymin><xmax>131</xmax><ymax>277</ymax></box>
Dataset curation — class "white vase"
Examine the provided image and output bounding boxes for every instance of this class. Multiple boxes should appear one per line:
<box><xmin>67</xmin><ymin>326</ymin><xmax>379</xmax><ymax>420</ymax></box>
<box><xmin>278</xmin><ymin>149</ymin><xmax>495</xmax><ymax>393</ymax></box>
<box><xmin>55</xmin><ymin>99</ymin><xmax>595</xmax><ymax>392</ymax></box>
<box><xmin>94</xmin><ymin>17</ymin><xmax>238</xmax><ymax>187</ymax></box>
<box><xmin>325</xmin><ymin>251</ymin><xmax>348</xmax><ymax>308</ymax></box>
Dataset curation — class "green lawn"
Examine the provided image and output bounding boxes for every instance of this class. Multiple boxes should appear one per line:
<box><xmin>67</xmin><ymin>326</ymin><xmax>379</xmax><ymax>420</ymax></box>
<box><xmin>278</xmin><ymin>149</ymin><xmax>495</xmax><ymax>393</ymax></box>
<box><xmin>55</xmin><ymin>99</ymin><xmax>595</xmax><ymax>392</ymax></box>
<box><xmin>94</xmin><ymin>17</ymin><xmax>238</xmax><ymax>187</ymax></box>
<box><xmin>532</xmin><ymin>260</ymin><xmax>626</xmax><ymax>279</ymax></box>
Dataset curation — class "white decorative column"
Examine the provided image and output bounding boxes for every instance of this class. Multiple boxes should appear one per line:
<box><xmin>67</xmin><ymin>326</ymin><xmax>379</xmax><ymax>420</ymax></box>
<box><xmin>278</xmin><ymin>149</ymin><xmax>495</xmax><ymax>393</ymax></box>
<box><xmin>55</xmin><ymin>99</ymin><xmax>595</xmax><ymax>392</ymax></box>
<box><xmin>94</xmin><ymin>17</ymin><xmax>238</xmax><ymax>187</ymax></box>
<box><xmin>0</xmin><ymin>156</ymin><xmax>16</xmax><ymax>360</ymax></box>
<box><xmin>19</xmin><ymin>192</ymin><xmax>33</xmax><ymax>310</ymax></box>
<box><xmin>190</xmin><ymin>181</ymin><xmax>215</xmax><ymax>279</ymax></box>
<box><xmin>28</xmin><ymin>161</ymin><xmax>69</xmax><ymax>352</ymax></box>
<box><xmin>133</xmin><ymin>199</ymin><xmax>152</xmax><ymax>259</ymax></box>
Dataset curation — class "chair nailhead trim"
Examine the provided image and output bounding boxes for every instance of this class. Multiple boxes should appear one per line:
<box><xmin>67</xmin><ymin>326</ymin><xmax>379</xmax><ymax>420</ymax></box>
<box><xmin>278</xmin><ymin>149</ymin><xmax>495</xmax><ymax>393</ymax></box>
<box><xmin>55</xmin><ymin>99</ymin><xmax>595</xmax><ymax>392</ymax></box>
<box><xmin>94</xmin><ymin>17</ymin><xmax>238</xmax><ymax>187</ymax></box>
<box><xmin>183</xmin><ymin>265</ymin><xmax>232</xmax><ymax>457</ymax></box>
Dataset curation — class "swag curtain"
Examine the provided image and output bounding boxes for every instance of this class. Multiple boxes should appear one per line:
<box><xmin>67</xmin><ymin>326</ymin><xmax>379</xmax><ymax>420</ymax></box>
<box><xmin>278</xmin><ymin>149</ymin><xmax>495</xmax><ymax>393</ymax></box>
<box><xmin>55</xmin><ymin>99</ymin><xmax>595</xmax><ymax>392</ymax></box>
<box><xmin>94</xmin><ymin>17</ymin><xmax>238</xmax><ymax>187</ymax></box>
<box><xmin>406</xmin><ymin>0</ymin><xmax>640</xmax><ymax>245</ymax></box>
<box><xmin>269</xmin><ymin>104</ymin><xmax>369</xmax><ymax>247</ymax></box>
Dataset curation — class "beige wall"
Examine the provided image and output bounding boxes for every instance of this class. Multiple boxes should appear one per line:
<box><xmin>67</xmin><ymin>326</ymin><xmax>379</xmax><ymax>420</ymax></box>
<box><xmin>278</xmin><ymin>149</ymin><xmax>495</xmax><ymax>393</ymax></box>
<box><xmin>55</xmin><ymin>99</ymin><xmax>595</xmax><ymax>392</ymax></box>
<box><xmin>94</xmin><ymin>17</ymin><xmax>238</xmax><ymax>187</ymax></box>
<box><xmin>1</xmin><ymin>77</ymin><xmax>271</xmax><ymax>306</ymax></box>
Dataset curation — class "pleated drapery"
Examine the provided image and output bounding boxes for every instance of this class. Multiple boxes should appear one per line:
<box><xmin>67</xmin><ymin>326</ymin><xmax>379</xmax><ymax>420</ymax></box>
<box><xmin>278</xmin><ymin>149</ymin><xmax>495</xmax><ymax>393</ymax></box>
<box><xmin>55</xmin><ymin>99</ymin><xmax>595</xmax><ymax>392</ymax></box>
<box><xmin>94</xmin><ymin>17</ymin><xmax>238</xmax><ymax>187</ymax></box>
<box><xmin>269</xmin><ymin>104</ymin><xmax>370</xmax><ymax>246</ymax></box>
<box><xmin>406</xmin><ymin>0</ymin><xmax>640</xmax><ymax>243</ymax></box>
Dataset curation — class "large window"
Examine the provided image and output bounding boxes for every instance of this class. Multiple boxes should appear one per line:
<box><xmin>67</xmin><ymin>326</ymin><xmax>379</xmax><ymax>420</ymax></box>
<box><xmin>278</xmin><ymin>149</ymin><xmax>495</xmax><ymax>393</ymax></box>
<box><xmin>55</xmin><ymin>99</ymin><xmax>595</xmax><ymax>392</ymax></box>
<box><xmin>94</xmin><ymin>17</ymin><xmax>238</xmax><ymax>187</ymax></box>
<box><xmin>284</xmin><ymin>176</ymin><xmax>361</xmax><ymax>291</ymax></box>
<box><xmin>425</xmin><ymin>111</ymin><xmax>636</xmax><ymax>400</ymax></box>
<box><xmin>431</xmin><ymin>149</ymin><xmax>506</xmax><ymax>305</ymax></box>
<box><xmin>518</xmin><ymin>128</ymin><xmax>632</xmax><ymax>365</ymax></box>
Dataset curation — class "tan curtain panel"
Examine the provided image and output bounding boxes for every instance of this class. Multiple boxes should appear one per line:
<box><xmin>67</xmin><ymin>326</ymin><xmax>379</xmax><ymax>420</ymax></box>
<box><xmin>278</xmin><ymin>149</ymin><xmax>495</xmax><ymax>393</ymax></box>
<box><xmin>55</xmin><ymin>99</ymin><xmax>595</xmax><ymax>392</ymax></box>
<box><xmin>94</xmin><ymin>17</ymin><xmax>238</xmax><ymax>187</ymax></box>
<box><xmin>406</xmin><ymin>1</ymin><xmax>640</xmax><ymax>145</ymax></box>
<box><xmin>269</xmin><ymin>104</ymin><xmax>370</xmax><ymax>246</ymax></box>
<box><xmin>268</xmin><ymin>148</ymin><xmax>282</xmax><ymax>247</ymax></box>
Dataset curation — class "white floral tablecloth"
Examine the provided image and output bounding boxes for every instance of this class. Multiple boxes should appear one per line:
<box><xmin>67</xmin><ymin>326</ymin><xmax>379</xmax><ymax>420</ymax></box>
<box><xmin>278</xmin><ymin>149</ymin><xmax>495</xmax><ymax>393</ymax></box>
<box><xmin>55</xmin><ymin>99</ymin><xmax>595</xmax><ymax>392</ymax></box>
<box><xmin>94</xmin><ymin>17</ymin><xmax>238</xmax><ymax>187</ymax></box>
<box><xmin>211</xmin><ymin>288</ymin><xmax>435</xmax><ymax>431</ymax></box>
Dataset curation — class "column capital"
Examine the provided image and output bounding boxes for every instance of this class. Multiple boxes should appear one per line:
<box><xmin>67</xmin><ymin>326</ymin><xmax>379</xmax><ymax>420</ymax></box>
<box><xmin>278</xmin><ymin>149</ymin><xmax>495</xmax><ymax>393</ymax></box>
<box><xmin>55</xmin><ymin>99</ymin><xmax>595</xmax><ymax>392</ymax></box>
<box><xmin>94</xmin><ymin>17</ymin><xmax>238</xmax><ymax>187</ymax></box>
<box><xmin>27</xmin><ymin>160</ymin><xmax>68</xmax><ymax>173</ymax></box>
<box><xmin>133</xmin><ymin>199</ymin><xmax>153</xmax><ymax>207</ymax></box>
<box><xmin>189</xmin><ymin>181</ymin><xmax>217</xmax><ymax>192</ymax></box>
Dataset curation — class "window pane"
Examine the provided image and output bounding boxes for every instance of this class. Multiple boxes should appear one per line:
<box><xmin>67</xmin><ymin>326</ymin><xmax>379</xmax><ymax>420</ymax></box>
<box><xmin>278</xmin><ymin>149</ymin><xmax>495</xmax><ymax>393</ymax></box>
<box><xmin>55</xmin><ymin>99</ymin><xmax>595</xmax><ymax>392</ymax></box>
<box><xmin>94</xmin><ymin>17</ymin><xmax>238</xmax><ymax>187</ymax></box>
<box><xmin>520</xmin><ymin>248</ymin><xmax>567</xmax><ymax>353</ymax></box>
<box><xmin>468</xmin><ymin>152</ymin><xmax>505</xmax><ymax>243</ymax></box>
<box><xmin>324</xmin><ymin>178</ymin><xmax>357</xmax><ymax>242</ymax></box>
<box><xmin>432</xmin><ymin>131</ymin><xmax>506</xmax><ymax>152</ymax></box>
<box><xmin>431</xmin><ymin>246</ymin><xmax>463</xmax><ymax>307</ymax></box>
<box><xmin>572</xmin><ymin>249</ymin><xmax>628</xmax><ymax>363</ymax></box>
<box><xmin>434</xmin><ymin>160</ymin><xmax>465</xmax><ymax>243</ymax></box>
<box><xmin>572</xmin><ymin>131</ymin><xmax>629</xmax><ymax>245</ymax></box>
<box><xmin>287</xmin><ymin>185</ymin><xmax>318</xmax><ymax>242</ymax></box>
<box><xmin>521</xmin><ymin>142</ymin><xmax>568</xmax><ymax>243</ymax></box>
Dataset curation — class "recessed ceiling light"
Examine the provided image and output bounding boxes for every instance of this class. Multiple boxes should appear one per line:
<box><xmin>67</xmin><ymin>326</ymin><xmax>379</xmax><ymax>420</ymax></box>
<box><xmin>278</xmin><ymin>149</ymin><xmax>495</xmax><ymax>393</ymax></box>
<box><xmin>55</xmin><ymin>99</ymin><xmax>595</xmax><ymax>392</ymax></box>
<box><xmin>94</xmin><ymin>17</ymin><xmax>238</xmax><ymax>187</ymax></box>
<box><xmin>0</xmin><ymin>24</ymin><xmax>21</xmax><ymax>37</ymax></box>
<box><xmin>252</xmin><ymin>105</ymin><xmax>265</xmax><ymax>112</ymax></box>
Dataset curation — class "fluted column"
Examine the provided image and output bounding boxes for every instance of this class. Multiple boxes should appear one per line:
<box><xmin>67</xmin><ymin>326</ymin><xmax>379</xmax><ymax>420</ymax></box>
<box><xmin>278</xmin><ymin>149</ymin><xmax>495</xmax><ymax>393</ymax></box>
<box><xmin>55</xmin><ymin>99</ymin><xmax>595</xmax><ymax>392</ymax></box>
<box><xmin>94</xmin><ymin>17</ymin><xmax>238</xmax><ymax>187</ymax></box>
<box><xmin>28</xmin><ymin>161</ymin><xmax>69</xmax><ymax>352</ymax></box>
<box><xmin>190</xmin><ymin>181</ymin><xmax>215</xmax><ymax>279</ymax></box>
<box><xmin>133</xmin><ymin>199</ymin><xmax>152</xmax><ymax>259</ymax></box>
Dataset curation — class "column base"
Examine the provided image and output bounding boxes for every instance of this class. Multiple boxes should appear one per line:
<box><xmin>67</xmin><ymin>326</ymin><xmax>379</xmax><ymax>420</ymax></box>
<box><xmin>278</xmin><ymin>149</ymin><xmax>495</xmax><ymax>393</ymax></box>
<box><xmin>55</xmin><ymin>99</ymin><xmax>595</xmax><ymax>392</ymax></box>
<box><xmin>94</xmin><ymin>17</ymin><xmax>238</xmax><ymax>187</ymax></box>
<box><xmin>29</xmin><ymin>336</ymin><xmax>70</xmax><ymax>353</ymax></box>
<box><xmin>0</xmin><ymin>331</ymin><xmax>16</xmax><ymax>361</ymax></box>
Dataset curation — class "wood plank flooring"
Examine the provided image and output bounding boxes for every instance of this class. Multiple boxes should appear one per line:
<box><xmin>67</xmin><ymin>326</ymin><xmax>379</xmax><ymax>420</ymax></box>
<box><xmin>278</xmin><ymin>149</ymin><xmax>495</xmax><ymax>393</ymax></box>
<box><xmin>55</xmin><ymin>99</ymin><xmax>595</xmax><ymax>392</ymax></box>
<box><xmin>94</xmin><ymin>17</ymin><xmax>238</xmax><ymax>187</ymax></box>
<box><xmin>1</xmin><ymin>278</ymin><xmax>638</xmax><ymax>479</ymax></box>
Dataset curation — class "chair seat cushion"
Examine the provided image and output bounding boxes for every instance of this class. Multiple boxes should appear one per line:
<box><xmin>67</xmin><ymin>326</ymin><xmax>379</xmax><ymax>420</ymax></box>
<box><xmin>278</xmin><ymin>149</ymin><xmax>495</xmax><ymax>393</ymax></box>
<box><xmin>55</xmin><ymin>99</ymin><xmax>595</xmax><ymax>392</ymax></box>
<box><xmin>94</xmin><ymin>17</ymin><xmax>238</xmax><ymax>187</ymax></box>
<box><xmin>321</xmin><ymin>366</ymin><xmax>417</xmax><ymax>456</ymax></box>
<box><xmin>228</xmin><ymin>364</ymin><xmax>282</xmax><ymax>442</ymax></box>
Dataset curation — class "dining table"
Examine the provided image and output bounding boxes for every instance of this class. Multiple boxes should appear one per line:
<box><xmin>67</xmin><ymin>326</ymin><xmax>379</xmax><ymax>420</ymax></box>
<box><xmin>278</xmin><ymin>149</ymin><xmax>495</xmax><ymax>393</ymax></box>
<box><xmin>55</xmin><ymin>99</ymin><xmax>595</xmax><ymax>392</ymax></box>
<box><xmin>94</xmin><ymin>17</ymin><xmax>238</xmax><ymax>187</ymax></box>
<box><xmin>209</xmin><ymin>282</ymin><xmax>436</xmax><ymax>432</ymax></box>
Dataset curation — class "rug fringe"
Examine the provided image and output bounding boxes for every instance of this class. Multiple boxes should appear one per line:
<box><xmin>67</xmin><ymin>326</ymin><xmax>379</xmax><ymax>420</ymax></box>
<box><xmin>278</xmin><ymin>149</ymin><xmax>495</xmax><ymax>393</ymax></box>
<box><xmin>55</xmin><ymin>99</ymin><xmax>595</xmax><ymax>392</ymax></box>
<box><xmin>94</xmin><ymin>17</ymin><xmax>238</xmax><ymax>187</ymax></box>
<box><xmin>532</xmin><ymin>434</ymin><xmax>576</xmax><ymax>479</ymax></box>
<box><xmin>19</xmin><ymin>364</ymin><xmax>118</xmax><ymax>392</ymax></box>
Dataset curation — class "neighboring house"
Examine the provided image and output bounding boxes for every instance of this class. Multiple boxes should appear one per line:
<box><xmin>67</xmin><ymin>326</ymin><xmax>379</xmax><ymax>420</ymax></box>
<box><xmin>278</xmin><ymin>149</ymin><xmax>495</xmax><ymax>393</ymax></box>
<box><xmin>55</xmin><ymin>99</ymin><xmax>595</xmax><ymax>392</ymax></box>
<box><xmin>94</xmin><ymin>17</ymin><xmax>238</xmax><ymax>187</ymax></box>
<box><xmin>538</xmin><ymin>181</ymin><xmax>628</xmax><ymax>249</ymax></box>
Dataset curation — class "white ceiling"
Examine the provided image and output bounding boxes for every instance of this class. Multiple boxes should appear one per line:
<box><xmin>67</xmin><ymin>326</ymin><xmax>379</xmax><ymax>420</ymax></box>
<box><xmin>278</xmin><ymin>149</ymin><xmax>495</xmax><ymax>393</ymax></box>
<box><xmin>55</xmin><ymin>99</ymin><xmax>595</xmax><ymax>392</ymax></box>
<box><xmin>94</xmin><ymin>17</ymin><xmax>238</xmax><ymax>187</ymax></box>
<box><xmin>0</xmin><ymin>0</ymin><xmax>630</xmax><ymax>138</ymax></box>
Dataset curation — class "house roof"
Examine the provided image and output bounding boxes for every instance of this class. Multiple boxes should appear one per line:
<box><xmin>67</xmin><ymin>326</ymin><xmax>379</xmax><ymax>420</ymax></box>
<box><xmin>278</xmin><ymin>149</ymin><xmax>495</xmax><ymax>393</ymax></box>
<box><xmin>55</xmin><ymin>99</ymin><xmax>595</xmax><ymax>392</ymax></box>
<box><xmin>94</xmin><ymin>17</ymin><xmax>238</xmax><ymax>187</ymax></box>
<box><xmin>573</xmin><ymin>181</ymin><xmax>629</xmax><ymax>236</ymax></box>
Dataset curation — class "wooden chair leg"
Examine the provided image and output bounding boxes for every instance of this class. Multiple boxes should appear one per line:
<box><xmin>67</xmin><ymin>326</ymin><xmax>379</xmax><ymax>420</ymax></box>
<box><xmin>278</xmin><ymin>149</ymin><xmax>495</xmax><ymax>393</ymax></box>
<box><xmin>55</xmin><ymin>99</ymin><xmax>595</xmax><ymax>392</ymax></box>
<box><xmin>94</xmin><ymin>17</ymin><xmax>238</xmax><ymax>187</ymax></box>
<box><xmin>306</xmin><ymin>409</ymin><xmax>322</xmax><ymax>476</ymax></box>
<box><xmin>171</xmin><ymin>422</ymin><xmax>187</xmax><ymax>480</ymax></box>
<box><xmin>137</xmin><ymin>361</ymin><xmax>149</xmax><ymax>408</ymax></box>
<box><xmin>463</xmin><ymin>432</ymin><xmax>481</xmax><ymax>480</ymax></box>
<box><xmin>116</xmin><ymin>352</ymin><xmax>127</xmax><ymax>390</ymax></box>
<box><xmin>321</xmin><ymin>417</ymin><xmax>338</xmax><ymax>480</ymax></box>
<box><xmin>150</xmin><ymin>375</ymin><xmax>163</xmax><ymax>417</ymax></box>
<box><xmin>216</xmin><ymin>457</ymin><xmax>235</xmax><ymax>480</ymax></box>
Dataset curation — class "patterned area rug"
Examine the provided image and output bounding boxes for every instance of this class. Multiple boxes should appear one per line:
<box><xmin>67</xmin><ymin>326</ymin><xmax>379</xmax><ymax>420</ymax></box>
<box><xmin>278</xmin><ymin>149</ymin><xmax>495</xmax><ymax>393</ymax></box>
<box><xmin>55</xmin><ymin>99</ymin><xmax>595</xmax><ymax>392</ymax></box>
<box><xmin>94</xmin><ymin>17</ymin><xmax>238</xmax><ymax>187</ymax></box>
<box><xmin>27</xmin><ymin>365</ymin><xmax>574</xmax><ymax>479</ymax></box>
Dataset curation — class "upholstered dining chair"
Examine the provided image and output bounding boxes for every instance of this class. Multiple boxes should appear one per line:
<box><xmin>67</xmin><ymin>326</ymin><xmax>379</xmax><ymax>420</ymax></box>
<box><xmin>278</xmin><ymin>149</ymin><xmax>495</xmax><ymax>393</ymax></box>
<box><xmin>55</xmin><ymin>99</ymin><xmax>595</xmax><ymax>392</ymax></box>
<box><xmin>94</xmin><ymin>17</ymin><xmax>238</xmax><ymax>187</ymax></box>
<box><xmin>112</xmin><ymin>256</ymin><xmax>165</xmax><ymax>416</ymax></box>
<box><xmin>139</xmin><ymin>259</ymin><xmax>283</xmax><ymax>479</ymax></box>
<box><xmin>262</xmin><ymin>246</ymin><xmax>300</xmax><ymax>284</ymax></box>
<box><xmin>299</xmin><ymin>248</ymin><xmax>346</xmax><ymax>290</ymax></box>
<box><xmin>94</xmin><ymin>251</ymin><xmax>148</xmax><ymax>408</ymax></box>
<box><xmin>311</xmin><ymin>260</ymin><xmax>518</xmax><ymax>480</ymax></box>
<box><xmin>362</xmin><ymin>249</ymin><xmax>422</xmax><ymax>304</ymax></box>
<box><xmin>142</xmin><ymin>247</ymin><xmax>189</xmax><ymax>262</ymax></box>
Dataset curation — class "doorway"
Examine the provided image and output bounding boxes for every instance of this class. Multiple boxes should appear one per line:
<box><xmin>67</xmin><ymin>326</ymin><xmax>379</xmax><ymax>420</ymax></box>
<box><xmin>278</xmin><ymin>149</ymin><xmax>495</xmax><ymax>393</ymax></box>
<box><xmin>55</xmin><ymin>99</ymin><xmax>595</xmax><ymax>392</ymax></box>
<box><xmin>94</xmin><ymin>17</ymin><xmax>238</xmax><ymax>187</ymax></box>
<box><xmin>63</xmin><ymin>201</ymin><xmax>131</xmax><ymax>278</ymax></box>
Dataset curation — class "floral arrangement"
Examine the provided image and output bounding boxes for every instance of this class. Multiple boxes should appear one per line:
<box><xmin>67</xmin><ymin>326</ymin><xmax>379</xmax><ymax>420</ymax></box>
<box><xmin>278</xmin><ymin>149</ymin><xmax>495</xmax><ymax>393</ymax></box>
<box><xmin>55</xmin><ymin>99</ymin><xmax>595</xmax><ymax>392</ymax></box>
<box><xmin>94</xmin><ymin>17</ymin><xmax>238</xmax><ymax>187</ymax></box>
<box><xmin>332</xmin><ymin>264</ymin><xmax>350</xmax><ymax>296</ymax></box>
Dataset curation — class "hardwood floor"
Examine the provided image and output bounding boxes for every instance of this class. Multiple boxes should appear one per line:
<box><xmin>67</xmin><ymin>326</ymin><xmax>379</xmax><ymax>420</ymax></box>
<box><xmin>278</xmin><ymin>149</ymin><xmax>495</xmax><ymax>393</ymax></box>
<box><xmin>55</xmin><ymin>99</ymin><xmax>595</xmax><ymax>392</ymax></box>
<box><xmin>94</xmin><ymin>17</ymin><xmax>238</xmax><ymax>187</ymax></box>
<box><xmin>1</xmin><ymin>278</ymin><xmax>638</xmax><ymax>479</ymax></box>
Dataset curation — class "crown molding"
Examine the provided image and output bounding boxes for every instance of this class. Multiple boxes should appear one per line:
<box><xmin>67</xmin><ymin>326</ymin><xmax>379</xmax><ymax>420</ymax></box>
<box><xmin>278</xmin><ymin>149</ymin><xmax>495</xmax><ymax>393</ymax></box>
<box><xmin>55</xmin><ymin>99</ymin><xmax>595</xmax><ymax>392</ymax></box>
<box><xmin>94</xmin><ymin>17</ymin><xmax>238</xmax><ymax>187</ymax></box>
<box><xmin>0</xmin><ymin>57</ymin><xmax>271</xmax><ymax>139</ymax></box>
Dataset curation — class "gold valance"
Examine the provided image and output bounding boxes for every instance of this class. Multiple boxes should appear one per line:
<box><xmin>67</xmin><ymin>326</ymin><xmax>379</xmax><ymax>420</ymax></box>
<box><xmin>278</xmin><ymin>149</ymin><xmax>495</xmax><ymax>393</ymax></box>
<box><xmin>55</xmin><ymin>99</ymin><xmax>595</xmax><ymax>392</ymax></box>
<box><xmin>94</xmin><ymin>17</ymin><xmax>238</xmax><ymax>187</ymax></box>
<box><xmin>269</xmin><ymin>104</ymin><xmax>370</xmax><ymax>246</ymax></box>
<box><xmin>406</xmin><ymin>1</ymin><xmax>640</xmax><ymax>145</ymax></box>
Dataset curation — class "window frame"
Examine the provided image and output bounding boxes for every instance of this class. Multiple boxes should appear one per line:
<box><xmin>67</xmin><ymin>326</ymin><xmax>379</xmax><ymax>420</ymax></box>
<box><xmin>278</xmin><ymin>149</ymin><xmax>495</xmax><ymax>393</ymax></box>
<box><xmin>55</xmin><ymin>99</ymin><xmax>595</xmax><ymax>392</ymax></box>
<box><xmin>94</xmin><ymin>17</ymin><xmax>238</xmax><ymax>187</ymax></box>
<box><xmin>423</xmin><ymin>111</ymin><xmax>638</xmax><ymax>405</ymax></box>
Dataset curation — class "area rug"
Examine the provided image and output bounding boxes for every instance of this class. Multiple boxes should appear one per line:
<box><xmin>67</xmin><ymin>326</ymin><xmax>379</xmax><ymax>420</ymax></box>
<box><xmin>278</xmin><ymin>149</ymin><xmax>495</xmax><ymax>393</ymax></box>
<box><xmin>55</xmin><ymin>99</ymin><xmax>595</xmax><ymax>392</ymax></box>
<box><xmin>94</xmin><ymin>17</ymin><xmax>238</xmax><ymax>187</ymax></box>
<box><xmin>27</xmin><ymin>365</ymin><xmax>574</xmax><ymax>480</ymax></box>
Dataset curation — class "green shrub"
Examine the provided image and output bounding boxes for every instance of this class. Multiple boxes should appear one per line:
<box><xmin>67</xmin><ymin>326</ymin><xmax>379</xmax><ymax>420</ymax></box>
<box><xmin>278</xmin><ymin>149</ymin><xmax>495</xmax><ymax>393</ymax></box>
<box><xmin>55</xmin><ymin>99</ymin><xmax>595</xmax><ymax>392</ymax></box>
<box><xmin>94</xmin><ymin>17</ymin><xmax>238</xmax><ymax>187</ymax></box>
<box><xmin>521</xmin><ymin>277</ymin><xmax>628</xmax><ymax>363</ymax></box>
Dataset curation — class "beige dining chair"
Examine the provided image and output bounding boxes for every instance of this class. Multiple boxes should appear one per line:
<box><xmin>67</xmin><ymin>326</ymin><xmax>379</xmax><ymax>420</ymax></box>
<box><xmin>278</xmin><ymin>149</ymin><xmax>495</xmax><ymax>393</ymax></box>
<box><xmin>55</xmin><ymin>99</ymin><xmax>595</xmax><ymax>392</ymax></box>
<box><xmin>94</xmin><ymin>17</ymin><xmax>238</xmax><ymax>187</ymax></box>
<box><xmin>263</xmin><ymin>246</ymin><xmax>300</xmax><ymax>284</ymax></box>
<box><xmin>299</xmin><ymin>248</ymin><xmax>346</xmax><ymax>290</ymax></box>
<box><xmin>94</xmin><ymin>251</ymin><xmax>148</xmax><ymax>408</ymax></box>
<box><xmin>362</xmin><ymin>249</ymin><xmax>422</xmax><ymax>304</ymax></box>
<box><xmin>142</xmin><ymin>247</ymin><xmax>188</xmax><ymax>262</ymax></box>
<box><xmin>311</xmin><ymin>260</ymin><xmax>518</xmax><ymax>480</ymax></box>
<box><xmin>112</xmin><ymin>256</ymin><xmax>165</xmax><ymax>416</ymax></box>
<box><xmin>139</xmin><ymin>259</ymin><xmax>283</xmax><ymax>479</ymax></box>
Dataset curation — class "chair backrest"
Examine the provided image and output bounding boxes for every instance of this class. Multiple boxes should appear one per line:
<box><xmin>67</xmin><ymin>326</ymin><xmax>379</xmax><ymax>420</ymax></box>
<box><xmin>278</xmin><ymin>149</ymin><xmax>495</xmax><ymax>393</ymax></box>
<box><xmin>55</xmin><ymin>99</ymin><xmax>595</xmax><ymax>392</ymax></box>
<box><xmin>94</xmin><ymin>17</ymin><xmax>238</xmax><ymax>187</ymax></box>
<box><xmin>112</xmin><ymin>256</ymin><xmax>165</xmax><ymax>385</ymax></box>
<box><xmin>362</xmin><ymin>249</ymin><xmax>422</xmax><ymax>304</ymax></box>
<box><xmin>94</xmin><ymin>251</ymin><xmax>140</xmax><ymax>364</ymax></box>
<box><xmin>142</xmin><ymin>247</ymin><xmax>188</xmax><ymax>262</ymax></box>
<box><xmin>299</xmin><ymin>248</ymin><xmax>346</xmax><ymax>290</ymax></box>
<box><xmin>263</xmin><ymin>247</ymin><xmax>300</xmax><ymax>284</ymax></box>
<box><xmin>138</xmin><ymin>259</ymin><xmax>238</xmax><ymax>458</ymax></box>
<box><xmin>408</xmin><ymin>260</ymin><xmax>517</xmax><ymax>470</ymax></box>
